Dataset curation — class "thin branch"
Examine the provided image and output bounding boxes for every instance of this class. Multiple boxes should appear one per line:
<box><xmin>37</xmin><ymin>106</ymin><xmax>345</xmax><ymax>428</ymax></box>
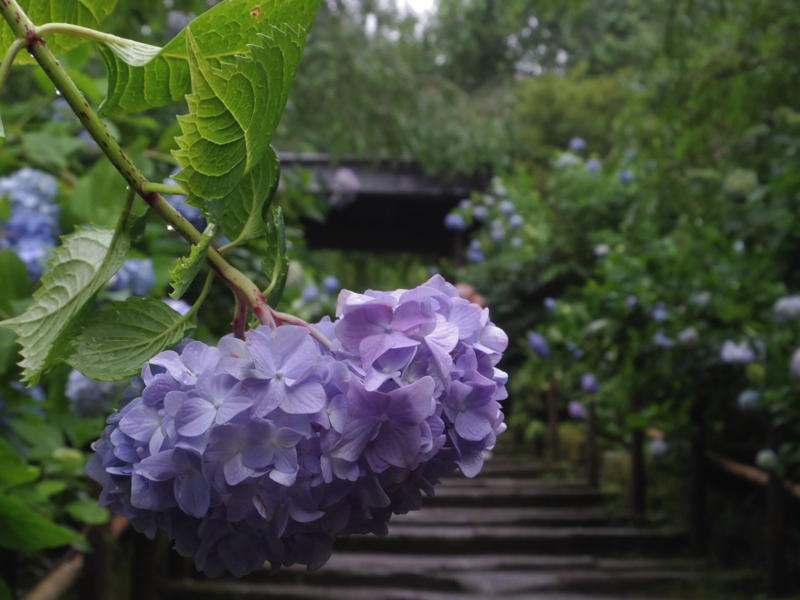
<box><xmin>0</xmin><ymin>37</ymin><xmax>25</xmax><ymax>92</ymax></box>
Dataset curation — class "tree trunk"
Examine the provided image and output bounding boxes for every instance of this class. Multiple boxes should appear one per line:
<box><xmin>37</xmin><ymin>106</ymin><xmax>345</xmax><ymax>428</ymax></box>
<box><xmin>546</xmin><ymin>378</ymin><xmax>560</xmax><ymax>464</ymax></box>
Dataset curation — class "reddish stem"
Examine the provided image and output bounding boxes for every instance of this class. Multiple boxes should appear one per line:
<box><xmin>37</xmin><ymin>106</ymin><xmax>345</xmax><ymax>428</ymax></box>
<box><xmin>270</xmin><ymin>308</ymin><xmax>333</xmax><ymax>351</ymax></box>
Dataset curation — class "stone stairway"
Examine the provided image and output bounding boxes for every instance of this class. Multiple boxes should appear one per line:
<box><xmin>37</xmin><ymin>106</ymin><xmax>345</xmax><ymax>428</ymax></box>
<box><xmin>162</xmin><ymin>459</ymin><xmax>735</xmax><ymax>600</ymax></box>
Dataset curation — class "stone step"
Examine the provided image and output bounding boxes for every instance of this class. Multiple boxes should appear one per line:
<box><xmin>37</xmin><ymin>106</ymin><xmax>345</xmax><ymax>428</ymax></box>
<box><xmin>164</xmin><ymin>578</ymin><xmax>675</xmax><ymax>600</ymax></box>
<box><xmin>334</xmin><ymin>525</ymin><xmax>687</xmax><ymax>556</ymax></box>
<box><xmin>451</xmin><ymin>461</ymin><xmax>569</xmax><ymax>480</ymax></box>
<box><xmin>424</xmin><ymin>486</ymin><xmax>613</xmax><ymax>508</ymax></box>
<box><xmin>441</xmin><ymin>477</ymin><xmax>588</xmax><ymax>489</ymax></box>
<box><xmin>393</xmin><ymin>507</ymin><xmax>627</xmax><ymax>527</ymax></box>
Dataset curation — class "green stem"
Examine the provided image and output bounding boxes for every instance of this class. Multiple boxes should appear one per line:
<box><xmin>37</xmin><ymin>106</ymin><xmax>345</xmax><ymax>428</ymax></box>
<box><xmin>0</xmin><ymin>0</ymin><xmax>275</xmax><ymax>326</ymax></box>
<box><xmin>142</xmin><ymin>182</ymin><xmax>186</xmax><ymax>196</ymax></box>
<box><xmin>180</xmin><ymin>270</ymin><xmax>215</xmax><ymax>323</ymax></box>
<box><xmin>35</xmin><ymin>23</ymin><xmax>158</xmax><ymax>51</ymax></box>
<box><xmin>0</xmin><ymin>37</ymin><xmax>25</xmax><ymax>91</ymax></box>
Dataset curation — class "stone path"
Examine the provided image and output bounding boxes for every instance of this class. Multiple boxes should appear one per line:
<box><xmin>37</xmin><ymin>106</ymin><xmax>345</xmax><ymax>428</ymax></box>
<box><xmin>164</xmin><ymin>459</ymin><xmax>743</xmax><ymax>599</ymax></box>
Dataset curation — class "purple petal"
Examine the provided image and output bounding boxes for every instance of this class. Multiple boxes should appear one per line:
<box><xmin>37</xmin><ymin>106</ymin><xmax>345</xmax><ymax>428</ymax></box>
<box><xmin>245</xmin><ymin>330</ymin><xmax>277</xmax><ymax>377</ymax></box>
<box><xmin>373</xmin><ymin>422</ymin><xmax>421</xmax><ymax>468</ymax></box>
<box><xmin>455</xmin><ymin>410</ymin><xmax>493</xmax><ymax>442</ymax></box>
<box><xmin>281</xmin><ymin>381</ymin><xmax>326</xmax><ymax>414</ymax></box>
<box><xmin>119</xmin><ymin>403</ymin><xmax>161</xmax><ymax>442</ymax></box>
<box><xmin>174</xmin><ymin>397</ymin><xmax>216</xmax><ymax>437</ymax></box>
<box><xmin>269</xmin><ymin>469</ymin><xmax>297</xmax><ymax>486</ymax></box>
<box><xmin>273</xmin><ymin>446</ymin><xmax>298</xmax><ymax>473</ymax></box>
<box><xmin>137</xmin><ymin>449</ymin><xmax>180</xmax><ymax>481</ymax></box>
<box><xmin>223</xmin><ymin>454</ymin><xmax>254</xmax><ymax>486</ymax></box>
<box><xmin>216</xmin><ymin>394</ymin><xmax>253</xmax><ymax>424</ymax></box>
<box><xmin>448</xmin><ymin>300</ymin><xmax>482</xmax><ymax>339</ymax></box>
<box><xmin>335</xmin><ymin>304</ymin><xmax>393</xmax><ymax>353</ymax></box>
<box><xmin>143</xmin><ymin>374</ymin><xmax>182</xmax><ymax>407</ymax></box>
<box><xmin>175</xmin><ymin>471</ymin><xmax>210</xmax><ymax>518</ymax></box>
<box><xmin>388</xmin><ymin>376</ymin><xmax>435</xmax><ymax>424</ymax></box>
<box><xmin>149</xmin><ymin>351</ymin><xmax>187</xmax><ymax>382</ymax></box>
<box><xmin>331</xmin><ymin>418</ymin><xmax>379</xmax><ymax>462</ymax></box>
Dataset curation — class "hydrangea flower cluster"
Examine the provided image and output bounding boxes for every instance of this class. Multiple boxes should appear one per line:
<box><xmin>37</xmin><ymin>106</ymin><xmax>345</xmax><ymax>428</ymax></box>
<box><xmin>87</xmin><ymin>276</ymin><xmax>508</xmax><ymax>577</ymax></box>
<box><xmin>774</xmin><ymin>296</ymin><xmax>800</xmax><ymax>322</ymax></box>
<box><xmin>737</xmin><ymin>389</ymin><xmax>760</xmax><ymax>413</ymax></box>
<box><xmin>527</xmin><ymin>332</ymin><xmax>550</xmax><ymax>358</ymax></box>
<box><xmin>568</xmin><ymin>401</ymin><xmax>586</xmax><ymax>420</ymax></box>
<box><xmin>107</xmin><ymin>259</ymin><xmax>156</xmax><ymax>296</ymax></box>
<box><xmin>721</xmin><ymin>340</ymin><xmax>756</xmax><ymax>364</ymax></box>
<box><xmin>0</xmin><ymin>168</ymin><xmax>60</xmax><ymax>281</ymax></box>
<box><xmin>66</xmin><ymin>370</ymin><xmax>126</xmax><ymax>418</ymax></box>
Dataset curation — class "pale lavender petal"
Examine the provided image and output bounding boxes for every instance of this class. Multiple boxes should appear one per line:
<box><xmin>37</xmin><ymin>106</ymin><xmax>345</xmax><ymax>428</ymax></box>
<box><xmin>137</xmin><ymin>450</ymin><xmax>180</xmax><ymax>481</ymax></box>
<box><xmin>373</xmin><ymin>422</ymin><xmax>421</xmax><ymax>468</ymax></box>
<box><xmin>335</xmin><ymin>304</ymin><xmax>393</xmax><ymax>353</ymax></box>
<box><xmin>223</xmin><ymin>454</ymin><xmax>254</xmax><ymax>486</ymax></box>
<box><xmin>216</xmin><ymin>394</ymin><xmax>253</xmax><ymax>424</ymax></box>
<box><xmin>388</xmin><ymin>376</ymin><xmax>435</xmax><ymax>424</ymax></box>
<box><xmin>175</xmin><ymin>471</ymin><xmax>210</xmax><ymax>518</ymax></box>
<box><xmin>281</xmin><ymin>380</ymin><xmax>326</xmax><ymax>414</ymax></box>
<box><xmin>455</xmin><ymin>410</ymin><xmax>493</xmax><ymax>442</ymax></box>
<box><xmin>331</xmin><ymin>418</ymin><xmax>380</xmax><ymax>462</ymax></box>
<box><xmin>120</xmin><ymin>403</ymin><xmax>161</xmax><ymax>442</ymax></box>
<box><xmin>174</xmin><ymin>397</ymin><xmax>216</xmax><ymax>436</ymax></box>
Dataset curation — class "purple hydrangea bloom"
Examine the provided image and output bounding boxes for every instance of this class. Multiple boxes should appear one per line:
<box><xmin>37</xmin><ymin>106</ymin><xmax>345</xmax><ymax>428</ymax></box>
<box><xmin>618</xmin><ymin>169</ymin><xmax>635</xmax><ymax>184</ymax></box>
<box><xmin>527</xmin><ymin>332</ymin><xmax>549</xmax><ymax>357</ymax></box>
<box><xmin>651</xmin><ymin>303</ymin><xmax>669</xmax><ymax>322</ymax></box>
<box><xmin>543</xmin><ymin>297</ymin><xmax>556</xmax><ymax>311</ymax></box>
<box><xmin>499</xmin><ymin>201</ymin><xmax>515</xmax><ymax>216</ymax></box>
<box><xmin>626</xmin><ymin>295</ymin><xmax>638</xmax><ymax>308</ymax></box>
<box><xmin>568</xmin><ymin>137</ymin><xmax>587</xmax><ymax>151</ymax></box>
<box><xmin>65</xmin><ymin>369</ymin><xmax>126</xmax><ymax>417</ymax></box>
<box><xmin>791</xmin><ymin>349</ymin><xmax>800</xmax><ymax>381</ymax></box>
<box><xmin>509</xmin><ymin>214</ymin><xmax>523</xmax><ymax>229</ymax></box>
<box><xmin>581</xmin><ymin>373</ymin><xmax>600</xmax><ymax>394</ymax></box>
<box><xmin>510</xmin><ymin>237</ymin><xmax>523</xmax><ymax>249</ymax></box>
<box><xmin>458</xmin><ymin>199</ymin><xmax>472</xmax><ymax>211</ymax></box>
<box><xmin>472</xmin><ymin>206</ymin><xmax>488</xmax><ymax>222</ymax></box>
<box><xmin>737</xmin><ymin>389</ymin><xmax>760</xmax><ymax>413</ymax></box>
<box><xmin>649</xmin><ymin>439</ymin><xmax>669</xmax><ymax>457</ymax></box>
<box><xmin>444</xmin><ymin>213</ymin><xmax>466</xmax><ymax>231</ymax></box>
<box><xmin>108</xmin><ymin>259</ymin><xmax>156</xmax><ymax>296</ymax></box>
<box><xmin>586</xmin><ymin>158</ymin><xmax>602</xmax><ymax>172</ymax></box>
<box><xmin>653</xmin><ymin>330</ymin><xmax>674</xmax><ymax>348</ymax></box>
<box><xmin>322</xmin><ymin>276</ymin><xmax>341</xmax><ymax>296</ymax></box>
<box><xmin>774</xmin><ymin>296</ymin><xmax>800</xmax><ymax>322</ymax></box>
<box><xmin>302</xmin><ymin>284</ymin><xmax>319</xmax><ymax>303</ymax></box>
<box><xmin>88</xmin><ymin>276</ymin><xmax>508</xmax><ymax>577</ymax></box>
<box><xmin>720</xmin><ymin>341</ymin><xmax>755</xmax><ymax>364</ymax></box>
<box><xmin>467</xmin><ymin>248</ymin><xmax>484</xmax><ymax>263</ymax></box>
<box><xmin>568</xmin><ymin>401</ymin><xmax>586</xmax><ymax>420</ymax></box>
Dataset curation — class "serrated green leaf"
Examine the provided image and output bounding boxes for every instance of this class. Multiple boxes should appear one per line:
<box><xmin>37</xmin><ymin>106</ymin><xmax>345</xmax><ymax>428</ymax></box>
<box><xmin>262</xmin><ymin>205</ymin><xmax>289</xmax><ymax>306</ymax></box>
<box><xmin>0</xmin><ymin>250</ymin><xmax>30</xmax><ymax>317</ymax></box>
<box><xmin>172</xmin><ymin>24</ymin><xmax>308</xmax><ymax>200</ymax></box>
<box><xmin>66</xmin><ymin>297</ymin><xmax>195</xmax><ymax>381</ymax></box>
<box><xmin>169</xmin><ymin>223</ymin><xmax>216</xmax><ymax>300</ymax></box>
<box><xmin>0</xmin><ymin>0</ymin><xmax>118</xmax><ymax>64</ymax></box>
<box><xmin>203</xmin><ymin>147</ymin><xmax>280</xmax><ymax>244</ymax></box>
<box><xmin>0</xmin><ymin>438</ymin><xmax>40</xmax><ymax>493</ymax></box>
<box><xmin>65</xmin><ymin>498</ymin><xmax>108</xmax><ymax>525</ymax></box>
<box><xmin>98</xmin><ymin>0</ymin><xmax>322</xmax><ymax>116</ymax></box>
<box><xmin>0</xmin><ymin>227</ymin><xmax>130</xmax><ymax>384</ymax></box>
<box><xmin>0</xmin><ymin>495</ymin><xmax>81</xmax><ymax>551</ymax></box>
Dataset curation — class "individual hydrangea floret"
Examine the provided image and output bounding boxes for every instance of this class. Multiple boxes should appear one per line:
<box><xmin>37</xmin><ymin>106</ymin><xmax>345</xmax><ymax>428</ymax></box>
<box><xmin>108</xmin><ymin>259</ymin><xmax>156</xmax><ymax>296</ymax></box>
<box><xmin>499</xmin><ymin>201</ymin><xmax>515</xmax><ymax>216</ymax></box>
<box><xmin>88</xmin><ymin>276</ymin><xmax>508</xmax><ymax>577</ymax></box>
<box><xmin>773</xmin><ymin>296</ymin><xmax>800</xmax><ymax>322</ymax></box>
<box><xmin>163</xmin><ymin>298</ymin><xmax>192</xmax><ymax>316</ymax></box>
<box><xmin>527</xmin><ymin>332</ymin><xmax>549</xmax><ymax>358</ymax></box>
<box><xmin>509</xmin><ymin>214</ymin><xmax>523</xmax><ymax>229</ymax></box>
<box><xmin>581</xmin><ymin>373</ymin><xmax>600</xmax><ymax>394</ymax></box>
<box><xmin>678</xmin><ymin>327</ymin><xmax>699</xmax><ymax>346</ymax></box>
<box><xmin>444</xmin><ymin>213</ymin><xmax>466</xmax><ymax>231</ymax></box>
<box><xmin>543</xmin><ymin>297</ymin><xmax>556</xmax><ymax>311</ymax></box>
<box><xmin>586</xmin><ymin>158</ymin><xmax>602</xmax><ymax>172</ymax></box>
<box><xmin>618</xmin><ymin>169</ymin><xmax>635</xmax><ymax>184</ymax></box>
<box><xmin>568</xmin><ymin>137</ymin><xmax>587</xmax><ymax>151</ymax></box>
<box><xmin>322</xmin><ymin>276</ymin><xmax>341</xmax><ymax>296</ymax></box>
<box><xmin>720</xmin><ymin>341</ymin><xmax>756</xmax><ymax>364</ymax></box>
<box><xmin>472</xmin><ymin>206</ymin><xmax>488</xmax><ymax>222</ymax></box>
<box><xmin>65</xmin><ymin>370</ymin><xmax>126</xmax><ymax>418</ymax></box>
<box><xmin>568</xmin><ymin>401</ymin><xmax>586</xmax><ymax>420</ymax></box>
<box><xmin>737</xmin><ymin>389</ymin><xmax>760</xmax><ymax>413</ymax></box>
<box><xmin>649</xmin><ymin>439</ymin><xmax>669</xmax><ymax>457</ymax></box>
<box><xmin>755</xmin><ymin>449</ymin><xmax>778</xmax><ymax>472</ymax></box>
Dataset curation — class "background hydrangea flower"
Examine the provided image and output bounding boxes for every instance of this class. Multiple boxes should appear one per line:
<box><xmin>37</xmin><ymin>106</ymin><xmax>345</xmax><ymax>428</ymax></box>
<box><xmin>774</xmin><ymin>296</ymin><xmax>800</xmax><ymax>322</ymax></box>
<box><xmin>721</xmin><ymin>340</ymin><xmax>756</xmax><ymax>364</ymax></box>
<box><xmin>87</xmin><ymin>275</ymin><xmax>509</xmax><ymax>578</ymax></box>
<box><xmin>65</xmin><ymin>369</ymin><xmax>126</xmax><ymax>417</ymax></box>
<box><xmin>568</xmin><ymin>401</ymin><xmax>586</xmax><ymax>420</ymax></box>
<box><xmin>527</xmin><ymin>332</ymin><xmax>549</xmax><ymax>357</ymax></box>
<box><xmin>581</xmin><ymin>373</ymin><xmax>600</xmax><ymax>394</ymax></box>
<box><xmin>444</xmin><ymin>213</ymin><xmax>466</xmax><ymax>231</ymax></box>
<box><xmin>108</xmin><ymin>259</ymin><xmax>156</xmax><ymax>296</ymax></box>
<box><xmin>737</xmin><ymin>389</ymin><xmax>760</xmax><ymax>412</ymax></box>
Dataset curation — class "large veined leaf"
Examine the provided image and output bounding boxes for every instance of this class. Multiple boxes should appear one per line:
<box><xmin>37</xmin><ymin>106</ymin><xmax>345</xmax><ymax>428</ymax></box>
<box><xmin>169</xmin><ymin>223</ymin><xmax>216</xmax><ymax>300</ymax></box>
<box><xmin>262</xmin><ymin>205</ymin><xmax>289</xmax><ymax>306</ymax></box>
<box><xmin>0</xmin><ymin>227</ymin><xmax>129</xmax><ymax>384</ymax></box>
<box><xmin>0</xmin><ymin>495</ymin><xmax>81</xmax><ymax>551</ymax></box>
<box><xmin>0</xmin><ymin>0</ymin><xmax>117</xmax><ymax>63</ymax></box>
<box><xmin>98</xmin><ymin>0</ymin><xmax>322</xmax><ymax>116</ymax></box>
<box><xmin>203</xmin><ymin>147</ymin><xmax>280</xmax><ymax>244</ymax></box>
<box><xmin>66</xmin><ymin>297</ymin><xmax>195</xmax><ymax>381</ymax></box>
<box><xmin>172</xmin><ymin>24</ymin><xmax>307</xmax><ymax>200</ymax></box>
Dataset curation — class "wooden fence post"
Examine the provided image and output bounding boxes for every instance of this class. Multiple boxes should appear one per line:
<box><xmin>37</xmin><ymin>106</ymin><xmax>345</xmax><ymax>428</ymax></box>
<box><xmin>689</xmin><ymin>400</ymin><xmax>707</xmax><ymax>555</ymax></box>
<box><xmin>547</xmin><ymin>377</ymin><xmax>560</xmax><ymax>464</ymax></box>
<box><xmin>630</xmin><ymin>392</ymin><xmax>647</xmax><ymax>516</ymax></box>
<box><xmin>78</xmin><ymin>526</ymin><xmax>111</xmax><ymax>600</ymax></box>
<box><xmin>766</xmin><ymin>427</ymin><xmax>789</xmax><ymax>596</ymax></box>
<box><xmin>587</xmin><ymin>401</ymin><xmax>599</xmax><ymax>488</ymax></box>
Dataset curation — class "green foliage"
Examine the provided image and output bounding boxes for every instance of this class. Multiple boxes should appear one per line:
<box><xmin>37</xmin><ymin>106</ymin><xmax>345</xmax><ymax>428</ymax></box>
<box><xmin>204</xmin><ymin>147</ymin><xmax>280</xmax><ymax>245</ymax></box>
<box><xmin>262</xmin><ymin>205</ymin><xmax>289</xmax><ymax>306</ymax></box>
<box><xmin>173</xmin><ymin>25</ymin><xmax>308</xmax><ymax>200</ymax></box>
<box><xmin>0</xmin><ymin>495</ymin><xmax>81</xmax><ymax>551</ymax></box>
<box><xmin>99</xmin><ymin>0</ymin><xmax>322</xmax><ymax>116</ymax></box>
<box><xmin>169</xmin><ymin>223</ymin><xmax>215</xmax><ymax>300</ymax></box>
<box><xmin>0</xmin><ymin>226</ymin><xmax>129</xmax><ymax>384</ymax></box>
<box><xmin>66</xmin><ymin>297</ymin><xmax>195</xmax><ymax>381</ymax></box>
<box><xmin>0</xmin><ymin>250</ymin><xmax>29</xmax><ymax>317</ymax></box>
<box><xmin>0</xmin><ymin>0</ymin><xmax>118</xmax><ymax>62</ymax></box>
<box><xmin>0</xmin><ymin>438</ymin><xmax>40</xmax><ymax>492</ymax></box>
<box><xmin>65</xmin><ymin>497</ymin><xmax>108</xmax><ymax>524</ymax></box>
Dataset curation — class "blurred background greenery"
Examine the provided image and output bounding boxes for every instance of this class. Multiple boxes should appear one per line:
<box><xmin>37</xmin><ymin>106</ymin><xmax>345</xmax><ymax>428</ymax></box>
<box><xmin>0</xmin><ymin>0</ymin><xmax>799</xmax><ymax>597</ymax></box>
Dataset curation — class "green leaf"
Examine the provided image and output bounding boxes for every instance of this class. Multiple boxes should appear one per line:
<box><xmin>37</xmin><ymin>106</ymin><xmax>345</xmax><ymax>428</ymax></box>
<box><xmin>98</xmin><ymin>0</ymin><xmax>322</xmax><ymax>116</ymax></box>
<box><xmin>262</xmin><ymin>205</ymin><xmax>289</xmax><ymax>306</ymax></box>
<box><xmin>0</xmin><ymin>0</ymin><xmax>118</xmax><ymax>64</ymax></box>
<box><xmin>14</xmin><ymin>480</ymin><xmax>68</xmax><ymax>504</ymax></box>
<box><xmin>0</xmin><ymin>495</ymin><xmax>81</xmax><ymax>551</ymax></box>
<box><xmin>69</xmin><ymin>159</ymin><xmax>148</xmax><ymax>230</ymax></box>
<box><xmin>0</xmin><ymin>251</ymin><xmax>30</xmax><ymax>317</ymax></box>
<box><xmin>65</xmin><ymin>498</ymin><xmax>108</xmax><ymax>525</ymax></box>
<box><xmin>173</xmin><ymin>23</ymin><xmax>309</xmax><ymax>200</ymax></box>
<box><xmin>66</xmin><ymin>297</ymin><xmax>195</xmax><ymax>381</ymax></box>
<box><xmin>204</xmin><ymin>147</ymin><xmax>280</xmax><ymax>244</ymax></box>
<box><xmin>169</xmin><ymin>223</ymin><xmax>216</xmax><ymax>300</ymax></box>
<box><xmin>0</xmin><ymin>226</ymin><xmax>130</xmax><ymax>384</ymax></box>
<box><xmin>11</xmin><ymin>419</ymin><xmax>65</xmax><ymax>460</ymax></box>
<box><xmin>22</xmin><ymin>132</ymin><xmax>84</xmax><ymax>169</ymax></box>
<box><xmin>0</xmin><ymin>438</ymin><xmax>40</xmax><ymax>492</ymax></box>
